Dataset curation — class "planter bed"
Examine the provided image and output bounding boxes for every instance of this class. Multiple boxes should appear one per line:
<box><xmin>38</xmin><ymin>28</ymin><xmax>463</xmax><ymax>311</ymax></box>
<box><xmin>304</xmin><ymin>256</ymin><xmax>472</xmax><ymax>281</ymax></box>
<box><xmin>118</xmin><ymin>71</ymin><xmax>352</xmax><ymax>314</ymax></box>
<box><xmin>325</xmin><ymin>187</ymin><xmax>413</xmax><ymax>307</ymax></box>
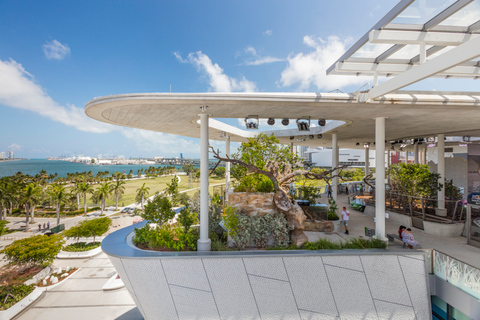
<box><xmin>57</xmin><ymin>246</ymin><xmax>103</xmax><ymax>259</ymax></box>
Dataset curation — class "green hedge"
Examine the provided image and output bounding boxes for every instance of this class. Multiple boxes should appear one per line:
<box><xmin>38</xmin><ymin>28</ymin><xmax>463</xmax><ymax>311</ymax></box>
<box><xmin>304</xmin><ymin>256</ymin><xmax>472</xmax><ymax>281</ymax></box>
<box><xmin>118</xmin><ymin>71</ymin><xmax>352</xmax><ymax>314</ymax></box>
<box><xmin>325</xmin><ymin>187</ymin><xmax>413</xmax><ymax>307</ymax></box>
<box><xmin>63</xmin><ymin>242</ymin><xmax>101</xmax><ymax>252</ymax></box>
<box><xmin>304</xmin><ymin>237</ymin><xmax>387</xmax><ymax>250</ymax></box>
<box><xmin>0</xmin><ymin>284</ymin><xmax>35</xmax><ymax>310</ymax></box>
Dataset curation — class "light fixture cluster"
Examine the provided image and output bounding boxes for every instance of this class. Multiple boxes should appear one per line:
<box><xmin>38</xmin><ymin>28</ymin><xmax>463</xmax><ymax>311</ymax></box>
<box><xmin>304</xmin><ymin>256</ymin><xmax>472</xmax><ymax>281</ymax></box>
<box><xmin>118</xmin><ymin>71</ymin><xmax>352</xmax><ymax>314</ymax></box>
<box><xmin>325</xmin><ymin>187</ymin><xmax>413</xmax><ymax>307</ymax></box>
<box><xmin>290</xmin><ymin>134</ymin><xmax>322</xmax><ymax>141</ymax></box>
<box><xmin>243</xmin><ymin>117</ymin><xmax>326</xmax><ymax>129</ymax></box>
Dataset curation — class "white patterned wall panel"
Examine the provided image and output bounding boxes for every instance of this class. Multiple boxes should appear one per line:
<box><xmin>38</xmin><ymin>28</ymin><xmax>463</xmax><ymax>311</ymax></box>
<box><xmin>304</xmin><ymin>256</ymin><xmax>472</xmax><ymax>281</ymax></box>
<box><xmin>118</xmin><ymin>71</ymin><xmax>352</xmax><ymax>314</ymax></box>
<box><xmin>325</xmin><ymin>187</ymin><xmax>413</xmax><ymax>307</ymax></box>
<box><xmin>322</xmin><ymin>255</ymin><xmax>364</xmax><ymax>272</ymax></box>
<box><xmin>248</xmin><ymin>274</ymin><xmax>301</xmax><ymax>320</ymax></box>
<box><xmin>324</xmin><ymin>264</ymin><xmax>378</xmax><ymax>320</ymax></box>
<box><xmin>298</xmin><ymin>309</ymin><xmax>338</xmax><ymax>320</ymax></box>
<box><xmin>108</xmin><ymin>256</ymin><xmax>144</xmax><ymax>314</ymax></box>
<box><xmin>283</xmin><ymin>256</ymin><xmax>338</xmax><ymax>318</ymax></box>
<box><xmin>374</xmin><ymin>300</ymin><xmax>415</xmax><ymax>320</ymax></box>
<box><xmin>162</xmin><ymin>258</ymin><xmax>211</xmax><ymax>291</ymax></box>
<box><xmin>203</xmin><ymin>258</ymin><xmax>261</xmax><ymax>320</ymax></box>
<box><xmin>361</xmin><ymin>255</ymin><xmax>411</xmax><ymax>306</ymax></box>
<box><xmin>398</xmin><ymin>255</ymin><xmax>430</xmax><ymax>320</ymax></box>
<box><xmin>169</xmin><ymin>285</ymin><xmax>219</xmax><ymax>320</ymax></box>
<box><xmin>243</xmin><ymin>257</ymin><xmax>289</xmax><ymax>281</ymax></box>
<box><xmin>121</xmin><ymin>258</ymin><xmax>178</xmax><ymax>320</ymax></box>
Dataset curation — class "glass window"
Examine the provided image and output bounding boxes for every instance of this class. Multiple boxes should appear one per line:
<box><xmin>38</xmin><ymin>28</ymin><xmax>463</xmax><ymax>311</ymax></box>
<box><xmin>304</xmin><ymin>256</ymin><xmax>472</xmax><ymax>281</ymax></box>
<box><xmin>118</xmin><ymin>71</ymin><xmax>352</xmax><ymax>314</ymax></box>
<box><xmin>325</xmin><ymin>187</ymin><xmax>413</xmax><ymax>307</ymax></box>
<box><xmin>392</xmin><ymin>0</ymin><xmax>456</xmax><ymax>25</ymax></box>
<box><xmin>439</xmin><ymin>2</ymin><xmax>480</xmax><ymax>27</ymax></box>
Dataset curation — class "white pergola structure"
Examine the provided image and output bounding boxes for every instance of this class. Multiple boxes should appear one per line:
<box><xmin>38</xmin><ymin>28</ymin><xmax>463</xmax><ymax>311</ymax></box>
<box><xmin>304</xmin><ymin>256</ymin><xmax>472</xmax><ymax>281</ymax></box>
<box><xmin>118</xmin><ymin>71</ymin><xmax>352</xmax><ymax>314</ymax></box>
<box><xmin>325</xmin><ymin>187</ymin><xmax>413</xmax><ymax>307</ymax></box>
<box><xmin>85</xmin><ymin>0</ymin><xmax>480</xmax><ymax>249</ymax></box>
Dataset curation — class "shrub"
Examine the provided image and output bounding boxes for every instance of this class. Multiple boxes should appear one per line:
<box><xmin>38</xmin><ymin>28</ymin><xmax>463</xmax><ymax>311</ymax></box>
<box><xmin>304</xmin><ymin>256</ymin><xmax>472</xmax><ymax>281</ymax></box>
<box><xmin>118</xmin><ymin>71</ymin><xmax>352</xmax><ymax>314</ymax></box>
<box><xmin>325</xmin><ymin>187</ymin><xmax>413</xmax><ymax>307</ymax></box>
<box><xmin>177</xmin><ymin>205</ymin><xmax>196</xmax><ymax>234</ymax></box>
<box><xmin>63</xmin><ymin>242</ymin><xmax>101</xmax><ymax>252</ymax></box>
<box><xmin>64</xmin><ymin>217</ymin><xmax>112</xmax><ymax>243</ymax></box>
<box><xmin>304</xmin><ymin>238</ymin><xmax>342</xmax><ymax>250</ymax></box>
<box><xmin>0</xmin><ymin>284</ymin><xmax>35</xmax><ymax>310</ymax></box>
<box><xmin>132</xmin><ymin>224</ymin><xmax>199</xmax><ymax>251</ymax></box>
<box><xmin>143</xmin><ymin>195</ymin><xmax>176</xmax><ymax>227</ymax></box>
<box><xmin>303</xmin><ymin>237</ymin><xmax>387</xmax><ymax>250</ymax></box>
<box><xmin>2</xmin><ymin>234</ymin><xmax>65</xmax><ymax>267</ymax></box>
<box><xmin>177</xmin><ymin>193</ymin><xmax>190</xmax><ymax>206</ymax></box>
<box><xmin>0</xmin><ymin>220</ymin><xmax>7</xmax><ymax>237</ymax></box>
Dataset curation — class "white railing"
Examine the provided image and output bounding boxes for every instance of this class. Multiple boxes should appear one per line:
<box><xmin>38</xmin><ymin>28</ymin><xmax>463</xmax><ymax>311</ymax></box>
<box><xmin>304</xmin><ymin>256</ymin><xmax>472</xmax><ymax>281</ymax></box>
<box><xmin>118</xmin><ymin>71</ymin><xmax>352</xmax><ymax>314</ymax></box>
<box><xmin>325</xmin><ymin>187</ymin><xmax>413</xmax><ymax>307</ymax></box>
<box><xmin>431</xmin><ymin>250</ymin><xmax>480</xmax><ymax>299</ymax></box>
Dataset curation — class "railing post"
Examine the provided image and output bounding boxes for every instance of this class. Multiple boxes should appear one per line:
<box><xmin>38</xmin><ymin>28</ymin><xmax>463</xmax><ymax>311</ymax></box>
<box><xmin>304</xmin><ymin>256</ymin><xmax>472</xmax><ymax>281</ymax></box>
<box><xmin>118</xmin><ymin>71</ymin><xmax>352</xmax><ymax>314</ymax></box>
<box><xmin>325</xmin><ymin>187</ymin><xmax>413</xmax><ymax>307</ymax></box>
<box><xmin>422</xmin><ymin>198</ymin><xmax>426</xmax><ymax>221</ymax></box>
<box><xmin>446</xmin><ymin>255</ymin><xmax>449</xmax><ymax>282</ymax></box>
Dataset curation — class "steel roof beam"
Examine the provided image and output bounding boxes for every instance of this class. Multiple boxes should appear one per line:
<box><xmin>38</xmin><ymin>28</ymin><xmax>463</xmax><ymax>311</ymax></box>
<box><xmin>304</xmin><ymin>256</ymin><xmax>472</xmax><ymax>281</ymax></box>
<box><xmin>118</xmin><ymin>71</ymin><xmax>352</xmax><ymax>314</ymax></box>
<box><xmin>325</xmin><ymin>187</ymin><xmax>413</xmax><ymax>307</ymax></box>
<box><xmin>375</xmin><ymin>44</ymin><xmax>405</xmax><ymax>63</ymax></box>
<box><xmin>367</xmin><ymin>36</ymin><xmax>480</xmax><ymax>100</ymax></box>
<box><xmin>468</xmin><ymin>20</ymin><xmax>480</xmax><ymax>33</ymax></box>
<box><xmin>423</xmin><ymin>0</ymin><xmax>473</xmax><ymax>30</ymax></box>
<box><xmin>370</xmin><ymin>30</ymin><xmax>478</xmax><ymax>46</ymax></box>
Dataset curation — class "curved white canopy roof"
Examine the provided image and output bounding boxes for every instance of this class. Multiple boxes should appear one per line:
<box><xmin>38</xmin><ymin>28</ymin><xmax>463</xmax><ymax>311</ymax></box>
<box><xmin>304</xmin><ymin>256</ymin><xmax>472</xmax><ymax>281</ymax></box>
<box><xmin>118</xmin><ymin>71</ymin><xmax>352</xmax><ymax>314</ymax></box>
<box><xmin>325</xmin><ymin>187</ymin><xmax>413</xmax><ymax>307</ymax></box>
<box><xmin>85</xmin><ymin>91</ymin><xmax>480</xmax><ymax>149</ymax></box>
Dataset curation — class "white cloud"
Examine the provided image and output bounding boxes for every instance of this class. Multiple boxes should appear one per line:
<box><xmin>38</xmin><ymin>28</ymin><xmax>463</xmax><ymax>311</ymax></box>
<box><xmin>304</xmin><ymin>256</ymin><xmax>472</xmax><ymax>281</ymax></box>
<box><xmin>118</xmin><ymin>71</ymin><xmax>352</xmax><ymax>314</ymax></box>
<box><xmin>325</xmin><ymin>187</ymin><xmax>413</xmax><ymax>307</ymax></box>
<box><xmin>0</xmin><ymin>59</ymin><xmax>113</xmax><ymax>133</ymax></box>
<box><xmin>243</xmin><ymin>46</ymin><xmax>284</xmax><ymax>66</ymax></box>
<box><xmin>43</xmin><ymin>40</ymin><xmax>71</xmax><ymax>60</ymax></box>
<box><xmin>175</xmin><ymin>51</ymin><xmax>256</xmax><ymax>92</ymax></box>
<box><xmin>263</xmin><ymin>30</ymin><xmax>273</xmax><ymax>36</ymax></box>
<box><xmin>279</xmin><ymin>35</ymin><xmax>369</xmax><ymax>91</ymax></box>
<box><xmin>8</xmin><ymin>143</ymin><xmax>22</xmax><ymax>151</ymax></box>
<box><xmin>120</xmin><ymin>129</ymin><xmax>199</xmax><ymax>155</ymax></box>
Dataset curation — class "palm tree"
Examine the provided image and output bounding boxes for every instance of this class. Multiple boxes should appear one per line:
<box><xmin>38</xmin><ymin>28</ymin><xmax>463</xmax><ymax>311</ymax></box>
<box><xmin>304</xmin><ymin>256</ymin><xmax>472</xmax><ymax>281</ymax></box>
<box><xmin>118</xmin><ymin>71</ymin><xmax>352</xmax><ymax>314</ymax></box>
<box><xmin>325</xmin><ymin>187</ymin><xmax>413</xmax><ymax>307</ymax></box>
<box><xmin>48</xmin><ymin>184</ymin><xmax>66</xmax><ymax>225</ymax></box>
<box><xmin>111</xmin><ymin>180</ymin><xmax>126</xmax><ymax>210</ymax></box>
<box><xmin>136</xmin><ymin>183</ymin><xmax>150</xmax><ymax>210</ymax></box>
<box><xmin>78</xmin><ymin>181</ymin><xmax>94</xmax><ymax>215</ymax></box>
<box><xmin>96</xmin><ymin>182</ymin><xmax>112</xmax><ymax>215</ymax></box>
<box><xmin>21</xmin><ymin>183</ymin><xmax>42</xmax><ymax>232</ymax></box>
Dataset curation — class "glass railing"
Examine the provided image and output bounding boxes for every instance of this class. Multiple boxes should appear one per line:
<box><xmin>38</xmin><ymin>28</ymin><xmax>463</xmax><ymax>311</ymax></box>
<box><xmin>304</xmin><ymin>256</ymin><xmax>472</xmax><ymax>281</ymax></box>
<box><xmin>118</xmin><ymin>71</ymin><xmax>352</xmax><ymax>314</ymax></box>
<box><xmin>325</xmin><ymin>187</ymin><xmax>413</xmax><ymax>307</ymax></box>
<box><xmin>431</xmin><ymin>250</ymin><xmax>480</xmax><ymax>300</ymax></box>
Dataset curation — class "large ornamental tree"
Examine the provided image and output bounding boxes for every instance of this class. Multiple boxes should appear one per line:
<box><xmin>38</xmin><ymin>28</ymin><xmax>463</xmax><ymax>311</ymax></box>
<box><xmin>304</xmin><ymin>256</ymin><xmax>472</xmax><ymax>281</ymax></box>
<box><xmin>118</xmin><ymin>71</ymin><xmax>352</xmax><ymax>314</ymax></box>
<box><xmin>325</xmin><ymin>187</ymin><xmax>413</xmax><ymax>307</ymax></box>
<box><xmin>211</xmin><ymin>133</ymin><xmax>346</xmax><ymax>246</ymax></box>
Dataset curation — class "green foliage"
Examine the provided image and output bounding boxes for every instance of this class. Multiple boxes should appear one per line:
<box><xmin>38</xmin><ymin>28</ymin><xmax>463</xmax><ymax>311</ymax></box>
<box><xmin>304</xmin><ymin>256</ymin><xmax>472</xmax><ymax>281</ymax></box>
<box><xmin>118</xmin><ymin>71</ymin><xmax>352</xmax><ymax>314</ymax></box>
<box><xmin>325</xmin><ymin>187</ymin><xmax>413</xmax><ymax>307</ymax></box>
<box><xmin>232</xmin><ymin>212</ymin><xmax>252</xmax><ymax>250</ymax></box>
<box><xmin>209</xmin><ymin>231</ymin><xmax>230</xmax><ymax>251</ymax></box>
<box><xmin>0</xmin><ymin>220</ymin><xmax>7</xmax><ymax>237</ymax></box>
<box><xmin>213</xmin><ymin>166</ymin><xmax>226</xmax><ymax>178</ymax></box>
<box><xmin>389</xmin><ymin>163</ymin><xmax>442</xmax><ymax>198</ymax></box>
<box><xmin>304</xmin><ymin>238</ymin><xmax>342</xmax><ymax>250</ymax></box>
<box><xmin>177</xmin><ymin>193</ymin><xmax>190</xmax><ymax>206</ymax></box>
<box><xmin>223</xmin><ymin>206</ymin><xmax>239</xmax><ymax>236</ymax></box>
<box><xmin>328</xmin><ymin>197</ymin><xmax>338</xmax><ymax>217</ymax></box>
<box><xmin>165</xmin><ymin>176</ymin><xmax>179</xmax><ymax>206</ymax></box>
<box><xmin>182</xmin><ymin>164</ymin><xmax>195</xmax><ymax>174</ymax></box>
<box><xmin>340</xmin><ymin>168</ymin><xmax>364</xmax><ymax>182</ymax></box>
<box><xmin>143</xmin><ymin>194</ymin><xmax>176</xmax><ymax>227</ymax></box>
<box><xmin>303</xmin><ymin>237</ymin><xmax>387</xmax><ymax>250</ymax></box>
<box><xmin>299</xmin><ymin>185</ymin><xmax>321</xmax><ymax>204</ymax></box>
<box><xmin>234</xmin><ymin>175</ymin><xmax>275</xmax><ymax>193</ymax></box>
<box><xmin>177</xmin><ymin>205</ymin><xmax>196</xmax><ymax>234</ymax></box>
<box><xmin>132</xmin><ymin>224</ymin><xmax>198</xmax><ymax>251</ymax></box>
<box><xmin>0</xmin><ymin>284</ymin><xmax>35</xmax><ymax>310</ymax></box>
<box><xmin>63</xmin><ymin>217</ymin><xmax>111</xmax><ymax>242</ymax></box>
<box><xmin>63</xmin><ymin>242</ymin><xmax>101</xmax><ymax>252</ymax></box>
<box><xmin>445</xmin><ymin>179</ymin><xmax>462</xmax><ymax>200</ymax></box>
<box><xmin>2</xmin><ymin>234</ymin><xmax>65</xmax><ymax>267</ymax></box>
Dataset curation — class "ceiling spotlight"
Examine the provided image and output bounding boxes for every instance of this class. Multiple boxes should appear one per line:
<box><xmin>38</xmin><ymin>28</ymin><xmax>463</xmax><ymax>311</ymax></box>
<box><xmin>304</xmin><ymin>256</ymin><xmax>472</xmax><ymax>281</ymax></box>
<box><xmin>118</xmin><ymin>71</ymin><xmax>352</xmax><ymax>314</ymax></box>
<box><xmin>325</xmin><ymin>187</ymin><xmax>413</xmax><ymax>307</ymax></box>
<box><xmin>296</xmin><ymin>117</ymin><xmax>310</xmax><ymax>131</ymax></box>
<box><xmin>463</xmin><ymin>136</ymin><xmax>471</xmax><ymax>142</ymax></box>
<box><xmin>297</xmin><ymin>136</ymin><xmax>306</xmax><ymax>142</ymax></box>
<box><xmin>318</xmin><ymin>119</ymin><xmax>326</xmax><ymax>126</ymax></box>
<box><xmin>356</xmin><ymin>142</ymin><xmax>360</xmax><ymax>146</ymax></box>
<box><xmin>363</xmin><ymin>142</ymin><xmax>370</xmax><ymax>148</ymax></box>
<box><xmin>282</xmin><ymin>119</ymin><xmax>290</xmax><ymax>126</ymax></box>
<box><xmin>267</xmin><ymin>118</ymin><xmax>275</xmax><ymax>126</ymax></box>
<box><xmin>427</xmin><ymin>137</ymin><xmax>435</xmax><ymax>142</ymax></box>
<box><xmin>309</xmin><ymin>135</ymin><xmax>315</xmax><ymax>140</ymax></box>
<box><xmin>391</xmin><ymin>145</ymin><xmax>395</xmax><ymax>150</ymax></box>
<box><xmin>290</xmin><ymin>136</ymin><xmax>294</xmax><ymax>140</ymax></box>
<box><xmin>245</xmin><ymin>116</ymin><xmax>259</xmax><ymax>129</ymax></box>
<box><xmin>317</xmin><ymin>134</ymin><xmax>323</xmax><ymax>139</ymax></box>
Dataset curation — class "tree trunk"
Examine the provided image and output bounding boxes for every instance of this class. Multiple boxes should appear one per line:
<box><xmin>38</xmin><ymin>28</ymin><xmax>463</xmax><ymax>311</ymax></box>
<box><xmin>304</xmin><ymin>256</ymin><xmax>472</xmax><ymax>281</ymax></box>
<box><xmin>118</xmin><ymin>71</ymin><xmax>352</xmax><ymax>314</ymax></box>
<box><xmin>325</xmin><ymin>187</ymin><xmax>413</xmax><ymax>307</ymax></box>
<box><xmin>84</xmin><ymin>194</ymin><xmax>87</xmax><ymax>216</ymax></box>
<box><xmin>116</xmin><ymin>193</ymin><xmax>119</xmax><ymax>210</ymax></box>
<box><xmin>2</xmin><ymin>208</ymin><xmax>6</xmax><ymax>220</ymax></box>
<box><xmin>141</xmin><ymin>194</ymin><xmax>144</xmax><ymax>210</ymax></box>
<box><xmin>25</xmin><ymin>204</ymin><xmax>30</xmax><ymax>232</ymax></box>
<box><xmin>101</xmin><ymin>198</ymin><xmax>104</xmax><ymax>215</ymax></box>
<box><xmin>273</xmin><ymin>190</ymin><xmax>308</xmax><ymax>247</ymax></box>
<box><xmin>77</xmin><ymin>194</ymin><xmax>80</xmax><ymax>210</ymax></box>
<box><xmin>57</xmin><ymin>203</ymin><xmax>61</xmax><ymax>226</ymax></box>
<box><xmin>30</xmin><ymin>205</ymin><xmax>35</xmax><ymax>224</ymax></box>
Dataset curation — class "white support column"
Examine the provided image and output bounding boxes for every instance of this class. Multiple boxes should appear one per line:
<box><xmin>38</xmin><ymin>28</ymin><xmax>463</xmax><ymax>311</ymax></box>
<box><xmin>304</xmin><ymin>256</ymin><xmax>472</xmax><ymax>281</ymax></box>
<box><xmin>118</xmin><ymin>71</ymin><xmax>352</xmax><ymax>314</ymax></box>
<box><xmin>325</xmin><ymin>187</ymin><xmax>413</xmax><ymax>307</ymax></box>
<box><xmin>387</xmin><ymin>147</ymin><xmax>391</xmax><ymax>184</ymax></box>
<box><xmin>225</xmin><ymin>135</ymin><xmax>230</xmax><ymax>202</ymax></box>
<box><xmin>437</xmin><ymin>134</ymin><xmax>447</xmax><ymax>217</ymax></box>
<box><xmin>375</xmin><ymin>117</ymin><xmax>386</xmax><ymax>240</ymax></box>
<box><xmin>198</xmin><ymin>112</ymin><xmax>211</xmax><ymax>251</ymax></box>
<box><xmin>420</xmin><ymin>42</ymin><xmax>427</xmax><ymax>64</ymax></box>
<box><xmin>404</xmin><ymin>146</ymin><xmax>409</xmax><ymax>164</ymax></box>
<box><xmin>423</xmin><ymin>145</ymin><xmax>427</xmax><ymax>164</ymax></box>
<box><xmin>414</xmin><ymin>143</ymin><xmax>419</xmax><ymax>164</ymax></box>
<box><xmin>332</xmin><ymin>133</ymin><xmax>338</xmax><ymax>204</ymax></box>
<box><xmin>290</xmin><ymin>142</ymin><xmax>294</xmax><ymax>153</ymax></box>
<box><xmin>365</xmin><ymin>145</ymin><xmax>370</xmax><ymax>178</ymax></box>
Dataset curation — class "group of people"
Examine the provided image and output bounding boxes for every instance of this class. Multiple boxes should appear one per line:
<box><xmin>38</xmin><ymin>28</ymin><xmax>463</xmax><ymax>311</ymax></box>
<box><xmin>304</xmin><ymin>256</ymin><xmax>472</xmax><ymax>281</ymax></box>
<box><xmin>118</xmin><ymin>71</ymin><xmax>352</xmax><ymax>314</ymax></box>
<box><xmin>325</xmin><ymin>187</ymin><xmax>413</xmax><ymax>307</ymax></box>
<box><xmin>38</xmin><ymin>221</ymin><xmax>50</xmax><ymax>231</ymax></box>
<box><xmin>398</xmin><ymin>225</ymin><xmax>418</xmax><ymax>249</ymax></box>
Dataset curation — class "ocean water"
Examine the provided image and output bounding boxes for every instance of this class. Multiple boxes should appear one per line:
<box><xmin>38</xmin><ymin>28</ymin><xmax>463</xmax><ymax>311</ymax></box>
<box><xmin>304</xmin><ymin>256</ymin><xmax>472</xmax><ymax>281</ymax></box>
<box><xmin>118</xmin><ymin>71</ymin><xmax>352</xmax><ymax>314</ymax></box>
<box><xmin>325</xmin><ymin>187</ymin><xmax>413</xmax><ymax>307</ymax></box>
<box><xmin>0</xmin><ymin>159</ymin><xmax>184</xmax><ymax>178</ymax></box>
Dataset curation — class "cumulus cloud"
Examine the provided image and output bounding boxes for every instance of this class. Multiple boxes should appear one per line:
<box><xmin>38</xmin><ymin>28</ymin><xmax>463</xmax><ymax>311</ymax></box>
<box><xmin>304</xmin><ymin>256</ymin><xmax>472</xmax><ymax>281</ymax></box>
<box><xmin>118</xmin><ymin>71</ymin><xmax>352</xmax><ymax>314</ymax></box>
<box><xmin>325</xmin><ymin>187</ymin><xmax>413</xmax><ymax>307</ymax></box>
<box><xmin>279</xmin><ymin>35</ymin><xmax>369</xmax><ymax>91</ymax></box>
<box><xmin>43</xmin><ymin>40</ymin><xmax>71</xmax><ymax>60</ymax></box>
<box><xmin>243</xmin><ymin>46</ymin><xmax>284</xmax><ymax>66</ymax></box>
<box><xmin>263</xmin><ymin>30</ymin><xmax>273</xmax><ymax>36</ymax></box>
<box><xmin>8</xmin><ymin>143</ymin><xmax>22</xmax><ymax>151</ymax></box>
<box><xmin>174</xmin><ymin>51</ymin><xmax>256</xmax><ymax>92</ymax></box>
<box><xmin>120</xmin><ymin>129</ymin><xmax>199</xmax><ymax>155</ymax></box>
<box><xmin>0</xmin><ymin>59</ymin><xmax>113</xmax><ymax>133</ymax></box>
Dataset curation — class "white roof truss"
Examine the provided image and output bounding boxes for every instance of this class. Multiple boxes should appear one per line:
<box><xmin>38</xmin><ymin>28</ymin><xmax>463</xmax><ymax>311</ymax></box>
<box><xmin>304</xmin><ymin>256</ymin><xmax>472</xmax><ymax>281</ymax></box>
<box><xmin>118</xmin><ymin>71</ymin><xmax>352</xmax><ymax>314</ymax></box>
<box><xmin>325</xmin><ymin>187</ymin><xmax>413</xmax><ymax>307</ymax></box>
<box><xmin>328</xmin><ymin>0</ymin><xmax>480</xmax><ymax>100</ymax></box>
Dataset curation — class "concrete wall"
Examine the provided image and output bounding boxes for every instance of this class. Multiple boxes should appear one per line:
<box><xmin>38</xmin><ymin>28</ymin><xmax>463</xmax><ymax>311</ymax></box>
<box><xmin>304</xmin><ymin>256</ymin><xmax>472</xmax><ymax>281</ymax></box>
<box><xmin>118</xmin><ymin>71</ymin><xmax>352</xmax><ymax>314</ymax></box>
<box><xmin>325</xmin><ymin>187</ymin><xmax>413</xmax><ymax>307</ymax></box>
<box><xmin>429</xmin><ymin>156</ymin><xmax>467</xmax><ymax>197</ymax></box>
<box><xmin>363</xmin><ymin>205</ymin><xmax>412</xmax><ymax>228</ymax></box>
<box><xmin>424</xmin><ymin>221</ymin><xmax>465</xmax><ymax>237</ymax></box>
<box><xmin>107</xmin><ymin>236</ymin><xmax>431</xmax><ymax>319</ymax></box>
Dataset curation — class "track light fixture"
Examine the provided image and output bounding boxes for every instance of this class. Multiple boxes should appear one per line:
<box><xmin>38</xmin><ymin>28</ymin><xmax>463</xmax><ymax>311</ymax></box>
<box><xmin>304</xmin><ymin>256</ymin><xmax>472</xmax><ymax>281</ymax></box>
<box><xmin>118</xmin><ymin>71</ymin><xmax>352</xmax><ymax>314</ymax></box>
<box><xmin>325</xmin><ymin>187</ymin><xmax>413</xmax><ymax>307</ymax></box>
<box><xmin>463</xmin><ymin>136</ymin><xmax>471</xmax><ymax>142</ymax></box>
<box><xmin>290</xmin><ymin>136</ymin><xmax>294</xmax><ymax>140</ymax></box>
<box><xmin>244</xmin><ymin>116</ymin><xmax>259</xmax><ymax>129</ymax></box>
<box><xmin>267</xmin><ymin>118</ymin><xmax>275</xmax><ymax>126</ymax></box>
<box><xmin>318</xmin><ymin>119</ymin><xmax>326</xmax><ymax>126</ymax></box>
<box><xmin>317</xmin><ymin>134</ymin><xmax>323</xmax><ymax>139</ymax></box>
<box><xmin>281</xmin><ymin>119</ymin><xmax>290</xmax><ymax>126</ymax></box>
<box><xmin>296</xmin><ymin>117</ymin><xmax>310</xmax><ymax>131</ymax></box>
<box><xmin>309</xmin><ymin>135</ymin><xmax>315</xmax><ymax>140</ymax></box>
<box><xmin>356</xmin><ymin>142</ymin><xmax>360</xmax><ymax>146</ymax></box>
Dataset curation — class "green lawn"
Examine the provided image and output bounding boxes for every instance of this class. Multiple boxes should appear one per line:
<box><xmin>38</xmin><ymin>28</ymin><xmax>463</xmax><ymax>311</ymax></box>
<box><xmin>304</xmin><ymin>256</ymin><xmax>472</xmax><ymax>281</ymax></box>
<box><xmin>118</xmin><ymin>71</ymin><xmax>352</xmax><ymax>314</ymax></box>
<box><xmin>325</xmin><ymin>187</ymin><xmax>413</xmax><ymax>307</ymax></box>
<box><xmin>76</xmin><ymin>175</ymin><xmax>226</xmax><ymax>207</ymax></box>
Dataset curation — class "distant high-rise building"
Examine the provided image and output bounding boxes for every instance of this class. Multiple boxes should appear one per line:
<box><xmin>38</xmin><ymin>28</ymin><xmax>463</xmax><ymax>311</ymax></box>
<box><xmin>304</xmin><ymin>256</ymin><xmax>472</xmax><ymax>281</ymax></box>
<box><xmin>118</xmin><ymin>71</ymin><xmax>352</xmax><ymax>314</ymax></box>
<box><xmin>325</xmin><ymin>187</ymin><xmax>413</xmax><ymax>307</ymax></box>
<box><xmin>7</xmin><ymin>151</ymin><xmax>14</xmax><ymax>159</ymax></box>
<box><xmin>180</xmin><ymin>153</ymin><xmax>183</xmax><ymax>159</ymax></box>
<box><xmin>0</xmin><ymin>152</ymin><xmax>5</xmax><ymax>159</ymax></box>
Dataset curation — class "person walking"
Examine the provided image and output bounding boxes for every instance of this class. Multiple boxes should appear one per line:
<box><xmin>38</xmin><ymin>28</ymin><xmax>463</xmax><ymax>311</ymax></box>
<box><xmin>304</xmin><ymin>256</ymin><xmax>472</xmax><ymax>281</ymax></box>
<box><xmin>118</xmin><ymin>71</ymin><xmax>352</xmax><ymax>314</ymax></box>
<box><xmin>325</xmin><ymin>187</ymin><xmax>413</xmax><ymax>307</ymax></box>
<box><xmin>47</xmin><ymin>221</ymin><xmax>50</xmax><ymax>229</ymax></box>
<box><xmin>341</xmin><ymin>206</ymin><xmax>350</xmax><ymax>235</ymax></box>
<box><xmin>327</xmin><ymin>185</ymin><xmax>332</xmax><ymax>198</ymax></box>
<box><xmin>38</xmin><ymin>223</ymin><xmax>42</xmax><ymax>231</ymax></box>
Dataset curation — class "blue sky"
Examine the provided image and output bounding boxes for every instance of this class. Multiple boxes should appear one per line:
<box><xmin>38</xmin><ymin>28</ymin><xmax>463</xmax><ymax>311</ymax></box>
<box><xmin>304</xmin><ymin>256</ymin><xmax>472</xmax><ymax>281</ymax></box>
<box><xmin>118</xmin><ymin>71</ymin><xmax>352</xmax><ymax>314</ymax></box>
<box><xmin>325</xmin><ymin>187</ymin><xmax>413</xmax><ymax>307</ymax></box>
<box><xmin>0</xmin><ymin>0</ymin><xmax>476</xmax><ymax>159</ymax></box>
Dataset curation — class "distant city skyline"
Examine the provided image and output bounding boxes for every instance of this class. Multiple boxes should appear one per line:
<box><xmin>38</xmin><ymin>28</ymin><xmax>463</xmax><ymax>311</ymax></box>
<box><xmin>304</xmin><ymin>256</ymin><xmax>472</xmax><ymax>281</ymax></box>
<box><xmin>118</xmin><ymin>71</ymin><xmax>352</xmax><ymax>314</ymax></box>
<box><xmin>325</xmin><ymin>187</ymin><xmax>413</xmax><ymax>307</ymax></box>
<box><xmin>2</xmin><ymin>0</ymin><xmax>478</xmax><ymax>159</ymax></box>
